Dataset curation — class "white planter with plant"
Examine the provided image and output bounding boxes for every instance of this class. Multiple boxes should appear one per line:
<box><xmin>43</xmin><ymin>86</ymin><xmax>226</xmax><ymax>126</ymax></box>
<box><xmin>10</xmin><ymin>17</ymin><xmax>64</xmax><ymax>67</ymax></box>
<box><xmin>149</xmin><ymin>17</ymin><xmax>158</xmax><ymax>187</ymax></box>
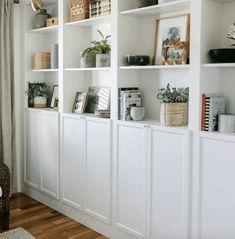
<box><xmin>94</xmin><ymin>30</ymin><xmax>111</xmax><ymax>67</ymax></box>
<box><xmin>80</xmin><ymin>49</ymin><xmax>96</xmax><ymax>68</ymax></box>
<box><xmin>157</xmin><ymin>84</ymin><xmax>189</xmax><ymax>126</ymax></box>
<box><xmin>27</xmin><ymin>82</ymin><xmax>49</xmax><ymax>108</ymax></box>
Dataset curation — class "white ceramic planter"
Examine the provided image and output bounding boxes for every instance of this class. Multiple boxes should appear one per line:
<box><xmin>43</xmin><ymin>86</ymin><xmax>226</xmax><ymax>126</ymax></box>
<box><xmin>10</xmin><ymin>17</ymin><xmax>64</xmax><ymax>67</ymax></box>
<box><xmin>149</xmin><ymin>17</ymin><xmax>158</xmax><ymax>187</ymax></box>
<box><xmin>96</xmin><ymin>54</ymin><xmax>111</xmax><ymax>67</ymax></box>
<box><xmin>80</xmin><ymin>54</ymin><xmax>96</xmax><ymax>68</ymax></box>
<box><xmin>130</xmin><ymin>107</ymin><xmax>145</xmax><ymax>121</ymax></box>
<box><xmin>34</xmin><ymin>96</ymin><xmax>47</xmax><ymax>108</ymax></box>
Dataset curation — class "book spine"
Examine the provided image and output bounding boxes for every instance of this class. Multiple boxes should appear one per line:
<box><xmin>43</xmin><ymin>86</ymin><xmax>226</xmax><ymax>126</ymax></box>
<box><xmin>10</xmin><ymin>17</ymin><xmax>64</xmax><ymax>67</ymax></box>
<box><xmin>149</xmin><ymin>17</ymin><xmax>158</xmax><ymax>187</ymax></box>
<box><xmin>51</xmin><ymin>44</ymin><xmax>59</xmax><ymax>69</ymax></box>
<box><xmin>204</xmin><ymin>96</ymin><xmax>211</xmax><ymax>131</ymax></box>
<box><xmin>208</xmin><ymin>97</ymin><xmax>214</xmax><ymax>132</ymax></box>
<box><xmin>201</xmin><ymin>94</ymin><xmax>206</xmax><ymax>131</ymax></box>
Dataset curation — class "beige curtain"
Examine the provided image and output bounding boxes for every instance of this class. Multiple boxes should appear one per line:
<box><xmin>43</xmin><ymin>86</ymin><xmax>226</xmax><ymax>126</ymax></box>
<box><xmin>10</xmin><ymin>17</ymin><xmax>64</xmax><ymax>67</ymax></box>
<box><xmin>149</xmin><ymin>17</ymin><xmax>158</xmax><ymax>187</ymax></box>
<box><xmin>0</xmin><ymin>0</ymin><xmax>17</xmax><ymax>193</ymax></box>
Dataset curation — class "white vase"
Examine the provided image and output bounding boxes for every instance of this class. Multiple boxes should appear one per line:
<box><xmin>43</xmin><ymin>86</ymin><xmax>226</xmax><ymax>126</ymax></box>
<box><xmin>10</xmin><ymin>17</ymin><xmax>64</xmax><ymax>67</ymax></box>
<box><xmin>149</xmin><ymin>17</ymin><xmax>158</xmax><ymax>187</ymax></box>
<box><xmin>34</xmin><ymin>96</ymin><xmax>47</xmax><ymax>108</ymax></box>
<box><xmin>96</xmin><ymin>54</ymin><xmax>111</xmax><ymax>67</ymax></box>
<box><xmin>130</xmin><ymin>107</ymin><xmax>145</xmax><ymax>121</ymax></box>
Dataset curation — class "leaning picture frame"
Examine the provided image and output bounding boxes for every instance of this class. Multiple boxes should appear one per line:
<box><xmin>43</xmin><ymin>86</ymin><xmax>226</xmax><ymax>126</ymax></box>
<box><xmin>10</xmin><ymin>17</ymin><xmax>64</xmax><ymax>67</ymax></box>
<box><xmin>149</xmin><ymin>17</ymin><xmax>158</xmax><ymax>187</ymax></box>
<box><xmin>72</xmin><ymin>92</ymin><xmax>88</xmax><ymax>114</ymax></box>
<box><xmin>154</xmin><ymin>14</ymin><xmax>190</xmax><ymax>65</ymax></box>
<box><xmin>50</xmin><ymin>85</ymin><xmax>59</xmax><ymax>108</ymax></box>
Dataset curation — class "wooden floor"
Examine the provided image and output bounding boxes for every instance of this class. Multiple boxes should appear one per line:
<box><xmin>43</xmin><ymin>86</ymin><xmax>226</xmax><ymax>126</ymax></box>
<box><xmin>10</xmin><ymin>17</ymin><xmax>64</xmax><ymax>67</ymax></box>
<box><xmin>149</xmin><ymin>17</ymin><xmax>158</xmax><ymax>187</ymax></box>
<box><xmin>1</xmin><ymin>194</ymin><xmax>108</xmax><ymax>239</ymax></box>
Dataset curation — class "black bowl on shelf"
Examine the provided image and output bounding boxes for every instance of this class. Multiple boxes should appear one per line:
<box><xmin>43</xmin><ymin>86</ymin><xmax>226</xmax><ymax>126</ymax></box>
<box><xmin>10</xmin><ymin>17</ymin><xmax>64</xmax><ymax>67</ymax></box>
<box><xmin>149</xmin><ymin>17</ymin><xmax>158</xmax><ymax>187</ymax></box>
<box><xmin>209</xmin><ymin>48</ymin><xmax>235</xmax><ymax>63</ymax></box>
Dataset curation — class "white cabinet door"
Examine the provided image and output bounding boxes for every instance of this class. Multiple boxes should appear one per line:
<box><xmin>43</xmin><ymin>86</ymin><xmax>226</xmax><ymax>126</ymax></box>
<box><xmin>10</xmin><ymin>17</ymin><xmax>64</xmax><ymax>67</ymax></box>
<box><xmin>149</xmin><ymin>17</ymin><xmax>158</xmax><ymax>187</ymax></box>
<box><xmin>25</xmin><ymin>110</ymin><xmax>41</xmax><ymax>189</ymax></box>
<box><xmin>200</xmin><ymin>137</ymin><xmax>235</xmax><ymax>239</ymax></box>
<box><xmin>41</xmin><ymin>111</ymin><xmax>59</xmax><ymax>199</ymax></box>
<box><xmin>62</xmin><ymin>115</ymin><xmax>84</xmax><ymax>209</ymax></box>
<box><xmin>149</xmin><ymin>129</ymin><xmax>190</xmax><ymax>239</ymax></box>
<box><xmin>114</xmin><ymin>122</ymin><xmax>148</xmax><ymax>238</ymax></box>
<box><xmin>84</xmin><ymin>118</ymin><xmax>111</xmax><ymax>223</ymax></box>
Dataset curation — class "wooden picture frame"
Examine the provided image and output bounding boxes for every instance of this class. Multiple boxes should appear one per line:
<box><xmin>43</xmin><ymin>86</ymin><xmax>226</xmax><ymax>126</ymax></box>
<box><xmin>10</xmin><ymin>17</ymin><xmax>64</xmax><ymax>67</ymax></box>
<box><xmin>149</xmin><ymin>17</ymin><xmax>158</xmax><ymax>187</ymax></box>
<box><xmin>162</xmin><ymin>42</ymin><xmax>188</xmax><ymax>65</ymax></box>
<box><xmin>154</xmin><ymin>14</ymin><xmax>190</xmax><ymax>65</ymax></box>
<box><xmin>50</xmin><ymin>85</ymin><xmax>59</xmax><ymax>108</ymax></box>
<box><xmin>72</xmin><ymin>92</ymin><xmax>88</xmax><ymax>114</ymax></box>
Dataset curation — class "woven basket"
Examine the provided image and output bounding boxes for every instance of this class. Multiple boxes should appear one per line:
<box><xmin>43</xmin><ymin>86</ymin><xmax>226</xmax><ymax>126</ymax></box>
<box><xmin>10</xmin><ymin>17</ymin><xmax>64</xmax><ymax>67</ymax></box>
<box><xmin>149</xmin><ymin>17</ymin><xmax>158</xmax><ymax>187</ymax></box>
<box><xmin>34</xmin><ymin>52</ymin><xmax>51</xmax><ymax>69</ymax></box>
<box><xmin>89</xmin><ymin>0</ymin><xmax>111</xmax><ymax>18</ymax></box>
<box><xmin>70</xmin><ymin>0</ymin><xmax>94</xmax><ymax>22</ymax></box>
<box><xmin>160</xmin><ymin>103</ymin><xmax>188</xmax><ymax>126</ymax></box>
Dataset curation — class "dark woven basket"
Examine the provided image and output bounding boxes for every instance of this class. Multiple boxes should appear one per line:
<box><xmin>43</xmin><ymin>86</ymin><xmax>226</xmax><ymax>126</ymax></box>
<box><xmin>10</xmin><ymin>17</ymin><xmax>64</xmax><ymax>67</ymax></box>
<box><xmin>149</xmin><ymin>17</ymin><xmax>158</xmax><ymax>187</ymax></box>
<box><xmin>0</xmin><ymin>163</ymin><xmax>10</xmax><ymax>230</ymax></box>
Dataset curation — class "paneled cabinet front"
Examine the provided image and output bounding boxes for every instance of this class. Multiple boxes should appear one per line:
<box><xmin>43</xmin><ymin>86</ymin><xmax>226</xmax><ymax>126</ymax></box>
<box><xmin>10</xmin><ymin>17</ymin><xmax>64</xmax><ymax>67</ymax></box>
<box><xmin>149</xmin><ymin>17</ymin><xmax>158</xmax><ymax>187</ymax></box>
<box><xmin>199</xmin><ymin>137</ymin><xmax>235</xmax><ymax>239</ymax></box>
<box><xmin>114</xmin><ymin>122</ymin><xmax>148</xmax><ymax>238</ymax></box>
<box><xmin>25</xmin><ymin>110</ymin><xmax>60</xmax><ymax>199</ymax></box>
<box><xmin>149</xmin><ymin>128</ymin><xmax>190</xmax><ymax>239</ymax></box>
<box><xmin>62</xmin><ymin>116</ymin><xmax>112</xmax><ymax>223</ymax></box>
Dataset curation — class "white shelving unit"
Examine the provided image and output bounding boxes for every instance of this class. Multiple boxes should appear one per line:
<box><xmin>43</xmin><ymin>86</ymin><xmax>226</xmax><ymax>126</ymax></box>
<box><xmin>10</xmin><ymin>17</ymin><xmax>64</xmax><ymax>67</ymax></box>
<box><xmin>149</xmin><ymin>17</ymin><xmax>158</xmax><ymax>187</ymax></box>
<box><xmin>20</xmin><ymin>0</ymin><xmax>235</xmax><ymax>239</ymax></box>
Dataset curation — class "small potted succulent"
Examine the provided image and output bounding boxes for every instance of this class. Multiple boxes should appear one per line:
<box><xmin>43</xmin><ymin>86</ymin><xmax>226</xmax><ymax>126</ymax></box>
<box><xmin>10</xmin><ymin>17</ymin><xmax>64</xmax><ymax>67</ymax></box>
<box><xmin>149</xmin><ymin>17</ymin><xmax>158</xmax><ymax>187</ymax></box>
<box><xmin>80</xmin><ymin>30</ymin><xmax>111</xmax><ymax>68</ymax></box>
<box><xmin>157</xmin><ymin>84</ymin><xmax>189</xmax><ymax>126</ymax></box>
<box><xmin>27</xmin><ymin>82</ymin><xmax>49</xmax><ymax>108</ymax></box>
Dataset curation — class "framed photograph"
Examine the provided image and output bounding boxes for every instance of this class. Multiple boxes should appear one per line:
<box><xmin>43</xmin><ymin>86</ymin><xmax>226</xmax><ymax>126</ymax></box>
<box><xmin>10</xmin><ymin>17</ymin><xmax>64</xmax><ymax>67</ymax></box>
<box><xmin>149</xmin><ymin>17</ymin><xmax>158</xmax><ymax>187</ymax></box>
<box><xmin>50</xmin><ymin>85</ymin><xmax>59</xmax><ymax>108</ymax></box>
<box><xmin>154</xmin><ymin>14</ymin><xmax>190</xmax><ymax>65</ymax></box>
<box><xmin>85</xmin><ymin>87</ymin><xmax>111</xmax><ymax>114</ymax></box>
<box><xmin>162</xmin><ymin>42</ymin><xmax>188</xmax><ymax>65</ymax></box>
<box><xmin>72</xmin><ymin>92</ymin><xmax>88</xmax><ymax>114</ymax></box>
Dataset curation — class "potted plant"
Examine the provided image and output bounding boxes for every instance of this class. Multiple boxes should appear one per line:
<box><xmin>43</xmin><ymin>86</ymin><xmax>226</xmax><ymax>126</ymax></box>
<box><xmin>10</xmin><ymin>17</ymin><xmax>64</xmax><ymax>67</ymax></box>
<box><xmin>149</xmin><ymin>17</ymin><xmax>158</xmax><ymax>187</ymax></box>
<box><xmin>157</xmin><ymin>84</ymin><xmax>189</xmax><ymax>126</ymax></box>
<box><xmin>80</xmin><ymin>46</ymin><xmax>97</xmax><ymax>68</ymax></box>
<box><xmin>27</xmin><ymin>82</ymin><xmax>49</xmax><ymax>108</ymax></box>
<box><xmin>80</xmin><ymin>30</ymin><xmax>111</xmax><ymax>68</ymax></box>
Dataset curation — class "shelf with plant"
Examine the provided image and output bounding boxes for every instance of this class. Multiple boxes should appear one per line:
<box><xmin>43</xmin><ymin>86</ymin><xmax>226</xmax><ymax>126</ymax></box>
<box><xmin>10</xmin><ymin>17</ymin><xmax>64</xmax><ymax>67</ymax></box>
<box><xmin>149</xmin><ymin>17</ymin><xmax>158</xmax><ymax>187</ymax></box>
<box><xmin>80</xmin><ymin>30</ymin><xmax>111</xmax><ymax>68</ymax></box>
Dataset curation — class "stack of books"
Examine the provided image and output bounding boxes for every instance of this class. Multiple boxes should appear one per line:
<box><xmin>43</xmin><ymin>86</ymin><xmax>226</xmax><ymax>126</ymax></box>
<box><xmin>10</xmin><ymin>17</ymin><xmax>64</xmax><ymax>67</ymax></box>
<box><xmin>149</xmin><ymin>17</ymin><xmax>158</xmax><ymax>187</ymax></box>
<box><xmin>201</xmin><ymin>94</ymin><xmax>227</xmax><ymax>132</ymax></box>
<box><xmin>118</xmin><ymin>88</ymin><xmax>142</xmax><ymax>121</ymax></box>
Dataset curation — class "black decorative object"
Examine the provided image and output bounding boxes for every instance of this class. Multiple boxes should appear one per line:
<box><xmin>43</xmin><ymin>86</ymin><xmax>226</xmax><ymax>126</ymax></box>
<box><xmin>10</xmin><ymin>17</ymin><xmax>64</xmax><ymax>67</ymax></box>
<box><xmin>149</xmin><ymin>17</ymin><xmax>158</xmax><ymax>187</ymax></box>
<box><xmin>138</xmin><ymin>0</ymin><xmax>158</xmax><ymax>8</ymax></box>
<box><xmin>209</xmin><ymin>49</ymin><xmax>235</xmax><ymax>63</ymax></box>
<box><xmin>126</xmin><ymin>55</ymin><xmax>150</xmax><ymax>66</ymax></box>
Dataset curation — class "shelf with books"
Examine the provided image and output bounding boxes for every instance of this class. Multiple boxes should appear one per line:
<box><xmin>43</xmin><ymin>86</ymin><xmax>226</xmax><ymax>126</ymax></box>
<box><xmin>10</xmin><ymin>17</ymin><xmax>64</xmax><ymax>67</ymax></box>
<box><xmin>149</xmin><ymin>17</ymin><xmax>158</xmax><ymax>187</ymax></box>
<box><xmin>120</xmin><ymin>0</ymin><xmax>191</xmax><ymax>18</ymax></box>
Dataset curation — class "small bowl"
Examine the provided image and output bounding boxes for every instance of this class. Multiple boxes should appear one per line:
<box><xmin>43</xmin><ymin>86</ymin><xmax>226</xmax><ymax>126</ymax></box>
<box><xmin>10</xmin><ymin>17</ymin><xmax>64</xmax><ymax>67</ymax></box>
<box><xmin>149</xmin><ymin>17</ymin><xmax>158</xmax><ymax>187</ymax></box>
<box><xmin>130</xmin><ymin>107</ymin><xmax>145</xmax><ymax>121</ymax></box>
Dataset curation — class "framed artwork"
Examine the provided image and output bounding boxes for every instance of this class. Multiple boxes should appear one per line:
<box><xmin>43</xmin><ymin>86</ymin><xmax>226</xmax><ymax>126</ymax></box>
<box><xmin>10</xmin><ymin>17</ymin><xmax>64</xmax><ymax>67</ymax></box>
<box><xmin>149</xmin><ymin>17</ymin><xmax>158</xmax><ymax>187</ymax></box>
<box><xmin>72</xmin><ymin>92</ymin><xmax>88</xmax><ymax>114</ymax></box>
<box><xmin>154</xmin><ymin>14</ymin><xmax>190</xmax><ymax>65</ymax></box>
<box><xmin>162</xmin><ymin>42</ymin><xmax>188</xmax><ymax>65</ymax></box>
<box><xmin>50</xmin><ymin>85</ymin><xmax>59</xmax><ymax>108</ymax></box>
<box><xmin>85</xmin><ymin>87</ymin><xmax>111</xmax><ymax>114</ymax></box>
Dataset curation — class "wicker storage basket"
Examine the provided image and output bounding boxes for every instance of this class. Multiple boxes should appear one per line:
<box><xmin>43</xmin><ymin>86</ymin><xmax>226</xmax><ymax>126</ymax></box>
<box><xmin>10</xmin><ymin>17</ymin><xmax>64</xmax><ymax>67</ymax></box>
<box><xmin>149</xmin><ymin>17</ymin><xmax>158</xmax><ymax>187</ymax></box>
<box><xmin>34</xmin><ymin>52</ymin><xmax>51</xmax><ymax>69</ymax></box>
<box><xmin>160</xmin><ymin>103</ymin><xmax>188</xmax><ymax>126</ymax></box>
<box><xmin>70</xmin><ymin>0</ymin><xmax>94</xmax><ymax>22</ymax></box>
<box><xmin>89</xmin><ymin>0</ymin><xmax>111</xmax><ymax>18</ymax></box>
<box><xmin>46</xmin><ymin>17</ymin><xmax>58</xmax><ymax>27</ymax></box>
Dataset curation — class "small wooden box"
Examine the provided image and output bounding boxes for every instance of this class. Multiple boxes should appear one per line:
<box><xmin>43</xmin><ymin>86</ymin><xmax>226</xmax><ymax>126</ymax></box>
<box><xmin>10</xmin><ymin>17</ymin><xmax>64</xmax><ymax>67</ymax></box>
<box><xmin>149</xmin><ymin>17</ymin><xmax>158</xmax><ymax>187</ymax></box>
<box><xmin>46</xmin><ymin>17</ymin><xmax>59</xmax><ymax>27</ymax></box>
<box><xmin>34</xmin><ymin>52</ymin><xmax>51</xmax><ymax>69</ymax></box>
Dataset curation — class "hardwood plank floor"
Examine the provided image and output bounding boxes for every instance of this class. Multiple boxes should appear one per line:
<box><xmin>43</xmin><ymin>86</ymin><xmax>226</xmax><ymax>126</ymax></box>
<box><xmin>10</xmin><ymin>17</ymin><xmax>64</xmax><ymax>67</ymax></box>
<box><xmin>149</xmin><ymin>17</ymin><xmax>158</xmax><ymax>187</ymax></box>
<box><xmin>1</xmin><ymin>194</ymin><xmax>108</xmax><ymax>239</ymax></box>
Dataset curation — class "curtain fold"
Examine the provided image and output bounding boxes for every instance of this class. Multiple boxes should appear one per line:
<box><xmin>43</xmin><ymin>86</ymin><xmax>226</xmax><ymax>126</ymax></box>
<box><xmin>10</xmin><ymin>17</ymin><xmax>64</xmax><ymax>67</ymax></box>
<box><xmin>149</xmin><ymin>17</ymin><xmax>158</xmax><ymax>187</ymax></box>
<box><xmin>0</xmin><ymin>0</ymin><xmax>17</xmax><ymax>193</ymax></box>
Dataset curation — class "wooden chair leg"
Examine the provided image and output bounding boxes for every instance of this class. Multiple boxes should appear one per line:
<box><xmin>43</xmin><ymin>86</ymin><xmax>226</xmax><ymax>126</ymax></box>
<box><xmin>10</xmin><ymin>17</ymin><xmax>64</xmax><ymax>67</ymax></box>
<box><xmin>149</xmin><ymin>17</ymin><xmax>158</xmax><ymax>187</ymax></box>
<box><xmin>1</xmin><ymin>209</ymin><xmax>9</xmax><ymax>230</ymax></box>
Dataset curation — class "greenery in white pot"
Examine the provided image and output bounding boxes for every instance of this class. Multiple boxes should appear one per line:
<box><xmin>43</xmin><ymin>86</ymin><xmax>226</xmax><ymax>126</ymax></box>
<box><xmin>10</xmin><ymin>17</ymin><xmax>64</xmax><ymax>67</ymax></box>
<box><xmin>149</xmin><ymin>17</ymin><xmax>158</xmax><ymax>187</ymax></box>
<box><xmin>27</xmin><ymin>82</ymin><xmax>49</xmax><ymax>108</ymax></box>
<box><xmin>157</xmin><ymin>84</ymin><xmax>189</xmax><ymax>126</ymax></box>
<box><xmin>81</xmin><ymin>30</ymin><xmax>111</xmax><ymax>68</ymax></box>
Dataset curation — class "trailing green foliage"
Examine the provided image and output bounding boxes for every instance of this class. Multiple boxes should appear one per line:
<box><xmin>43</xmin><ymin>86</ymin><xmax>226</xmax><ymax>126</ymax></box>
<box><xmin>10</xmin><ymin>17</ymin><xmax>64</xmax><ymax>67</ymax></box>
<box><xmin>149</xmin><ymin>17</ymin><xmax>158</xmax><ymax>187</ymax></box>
<box><xmin>157</xmin><ymin>84</ymin><xmax>189</xmax><ymax>103</ymax></box>
<box><xmin>27</xmin><ymin>82</ymin><xmax>49</xmax><ymax>98</ymax></box>
<box><xmin>82</xmin><ymin>30</ymin><xmax>111</xmax><ymax>57</ymax></box>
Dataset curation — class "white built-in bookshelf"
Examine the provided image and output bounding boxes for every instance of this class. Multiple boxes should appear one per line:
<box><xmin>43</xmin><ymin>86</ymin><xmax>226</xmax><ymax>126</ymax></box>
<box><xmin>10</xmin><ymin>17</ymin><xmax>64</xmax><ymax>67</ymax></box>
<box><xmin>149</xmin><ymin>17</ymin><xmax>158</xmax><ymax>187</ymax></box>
<box><xmin>21</xmin><ymin>0</ymin><xmax>235</xmax><ymax>239</ymax></box>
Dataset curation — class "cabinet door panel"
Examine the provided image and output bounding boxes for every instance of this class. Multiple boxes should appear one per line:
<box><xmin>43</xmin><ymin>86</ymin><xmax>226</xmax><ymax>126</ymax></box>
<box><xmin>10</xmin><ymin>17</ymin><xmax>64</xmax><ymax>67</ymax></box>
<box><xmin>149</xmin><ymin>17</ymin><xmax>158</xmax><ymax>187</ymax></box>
<box><xmin>62</xmin><ymin>116</ymin><xmax>84</xmax><ymax>209</ymax></box>
<box><xmin>41</xmin><ymin>112</ymin><xmax>59</xmax><ymax>198</ymax></box>
<box><xmin>25</xmin><ymin>110</ymin><xmax>41</xmax><ymax>188</ymax></box>
<box><xmin>200</xmin><ymin>138</ymin><xmax>235</xmax><ymax>239</ymax></box>
<box><xmin>85</xmin><ymin>119</ymin><xmax>111</xmax><ymax>223</ymax></box>
<box><xmin>115</xmin><ymin>123</ymin><xmax>147</xmax><ymax>238</ymax></box>
<box><xmin>150</xmin><ymin>130</ymin><xmax>189</xmax><ymax>239</ymax></box>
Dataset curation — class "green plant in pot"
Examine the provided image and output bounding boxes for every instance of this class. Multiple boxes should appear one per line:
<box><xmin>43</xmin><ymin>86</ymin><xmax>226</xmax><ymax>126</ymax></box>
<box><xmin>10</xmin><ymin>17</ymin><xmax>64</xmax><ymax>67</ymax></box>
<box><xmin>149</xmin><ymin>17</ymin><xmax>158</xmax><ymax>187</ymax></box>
<box><xmin>157</xmin><ymin>84</ymin><xmax>189</xmax><ymax>126</ymax></box>
<box><xmin>27</xmin><ymin>82</ymin><xmax>49</xmax><ymax>108</ymax></box>
<box><xmin>80</xmin><ymin>30</ymin><xmax>111</xmax><ymax>68</ymax></box>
